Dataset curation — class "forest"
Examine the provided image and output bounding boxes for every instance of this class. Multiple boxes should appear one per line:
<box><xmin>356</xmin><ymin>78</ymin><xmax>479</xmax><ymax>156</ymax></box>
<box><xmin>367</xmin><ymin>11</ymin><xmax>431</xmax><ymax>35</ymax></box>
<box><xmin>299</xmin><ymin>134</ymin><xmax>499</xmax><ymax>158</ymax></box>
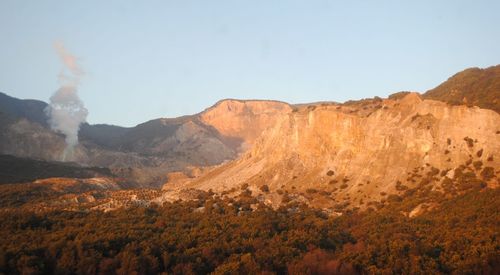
<box><xmin>0</xmin><ymin>181</ymin><xmax>499</xmax><ymax>274</ymax></box>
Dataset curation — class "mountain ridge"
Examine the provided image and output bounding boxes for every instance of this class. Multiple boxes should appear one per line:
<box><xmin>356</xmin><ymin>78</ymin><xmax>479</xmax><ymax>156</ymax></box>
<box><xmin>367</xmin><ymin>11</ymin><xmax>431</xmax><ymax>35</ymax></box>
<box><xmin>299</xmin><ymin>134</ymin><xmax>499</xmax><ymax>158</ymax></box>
<box><xmin>0</xmin><ymin>95</ymin><xmax>291</xmax><ymax>187</ymax></box>
<box><xmin>162</xmin><ymin>92</ymin><xmax>499</xmax><ymax>210</ymax></box>
<box><xmin>0</xmin><ymin>65</ymin><xmax>498</xmax><ymax>189</ymax></box>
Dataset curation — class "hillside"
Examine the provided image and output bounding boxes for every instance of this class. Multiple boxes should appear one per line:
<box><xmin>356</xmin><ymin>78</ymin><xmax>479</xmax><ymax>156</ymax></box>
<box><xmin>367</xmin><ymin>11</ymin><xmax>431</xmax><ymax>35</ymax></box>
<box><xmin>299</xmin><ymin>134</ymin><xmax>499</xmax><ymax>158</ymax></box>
<box><xmin>0</xmin><ymin>154</ymin><xmax>112</xmax><ymax>184</ymax></box>
<box><xmin>0</xmin><ymin>93</ymin><xmax>290</xmax><ymax>187</ymax></box>
<box><xmin>163</xmin><ymin>93</ymin><xmax>500</xmax><ymax>210</ymax></box>
<box><xmin>423</xmin><ymin>65</ymin><xmax>500</xmax><ymax>113</ymax></box>
<box><xmin>0</xmin><ymin>92</ymin><xmax>49</xmax><ymax>126</ymax></box>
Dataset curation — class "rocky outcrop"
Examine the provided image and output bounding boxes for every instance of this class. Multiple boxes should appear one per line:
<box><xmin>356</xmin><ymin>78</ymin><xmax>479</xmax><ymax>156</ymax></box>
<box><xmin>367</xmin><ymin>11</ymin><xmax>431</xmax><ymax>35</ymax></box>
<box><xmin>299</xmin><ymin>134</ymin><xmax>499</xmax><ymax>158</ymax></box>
<box><xmin>165</xmin><ymin>93</ymin><xmax>500</xmax><ymax>208</ymax></box>
<box><xmin>199</xmin><ymin>99</ymin><xmax>292</xmax><ymax>151</ymax></box>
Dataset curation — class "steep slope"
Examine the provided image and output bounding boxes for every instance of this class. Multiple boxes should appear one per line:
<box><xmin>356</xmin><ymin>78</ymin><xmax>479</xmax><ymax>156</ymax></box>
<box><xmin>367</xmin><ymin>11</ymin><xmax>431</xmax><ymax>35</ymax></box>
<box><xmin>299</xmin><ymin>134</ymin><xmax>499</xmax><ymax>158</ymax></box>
<box><xmin>0</xmin><ymin>92</ymin><xmax>49</xmax><ymax>126</ymax></box>
<box><xmin>0</xmin><ymin>93</ymin><xmax>290</xmax><ymax>187</ymax></box>
<box><xmin>79</xmin><ymin>117</ymin><xmax>237</xmax><ymax>167</ymax></box>
<box><xmin>165</xmin><ymin>93</ymin><xmax>500</xmax><ymax>209</ymax></box>
<box><xmin>200</xmin><ymin>99</ymin><xmax>292</xmax><ymax>151</ymax></box>
<box><xmin>423</xmin><ymin>65</ymin><xmax>500</xmax><ymax>113</ymax></box>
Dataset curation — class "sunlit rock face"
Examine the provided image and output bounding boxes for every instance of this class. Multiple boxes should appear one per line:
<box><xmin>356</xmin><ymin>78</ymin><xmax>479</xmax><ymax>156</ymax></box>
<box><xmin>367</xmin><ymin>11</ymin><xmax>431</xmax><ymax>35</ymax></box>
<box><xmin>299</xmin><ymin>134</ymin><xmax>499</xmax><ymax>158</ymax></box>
<box><xmin>200</xmin><ymin>99</ymin><xmax>292</xmax><ymax>151</ymax></box>
<box><xmin>168</xmin><ymin>93</ymin><xmax>499</xmax><ymax>208</ymax></box>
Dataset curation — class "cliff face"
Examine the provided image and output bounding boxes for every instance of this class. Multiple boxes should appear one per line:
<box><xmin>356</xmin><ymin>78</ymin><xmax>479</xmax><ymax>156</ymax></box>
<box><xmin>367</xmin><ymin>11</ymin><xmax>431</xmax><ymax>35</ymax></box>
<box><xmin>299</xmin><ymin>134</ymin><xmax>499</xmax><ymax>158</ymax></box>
<box><xmin>199</xmin><ymin>99</ymin><xmax>292</xmax><ymax>151</ymax></box>
<box><xmin>167</xmin><ymin>93</ymin><xmax>499</xmax><ymax>208</ymax></box>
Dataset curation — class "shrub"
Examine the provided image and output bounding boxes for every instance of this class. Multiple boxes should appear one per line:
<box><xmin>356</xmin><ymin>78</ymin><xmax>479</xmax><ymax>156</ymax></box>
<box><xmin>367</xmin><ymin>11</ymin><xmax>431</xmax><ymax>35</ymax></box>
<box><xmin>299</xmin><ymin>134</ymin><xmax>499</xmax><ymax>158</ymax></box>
<box><xmin>240</xmin><ymin>189</ymin><xmax>252</xmax><ymax>197</ymax></box>
<box><xmin>320</xmin><ymin>191</ymin><xmax>331</xmax><ymax>196</ymax></box>
<box><xmin>306</xmin><ymin>188</ymin><xmax>318</xmax><ymax>194</ymax></box>
<box><xmin>395</xmin><ymin>181</ymin><xmax>408</xmax><ymax>191</ymax></box>
<box><xmin>260</xmin><ymin>185</ymin><xmax>269</xmax><ymax>193</ymax></box>
<box><xmin>473</xmin><ymin>161</ymin><xmax>483</xmax><ymax>170</ymax></box>
<box><xmin>387</xmin><ymin>194</ymin><xmax>402</xmax><ymax>202</ymax></box>
<box><xmin>427</xmin><ymin>167</ymin><xmax>440</xmax><ymax>177</ymax></box>
<box><xmin>480</xmin><ymin>167</ymin><xmax>495</xmax><ymax>181</ymax></box>
<box><xmin>463</xmin><ymin>137</ymin><xmax>474</xmax><ymax>147</ymax></box>
<box><xmin>440</xmin><ymin>169</ymin><xmax>450</xmax><ymax>177</ymax></box>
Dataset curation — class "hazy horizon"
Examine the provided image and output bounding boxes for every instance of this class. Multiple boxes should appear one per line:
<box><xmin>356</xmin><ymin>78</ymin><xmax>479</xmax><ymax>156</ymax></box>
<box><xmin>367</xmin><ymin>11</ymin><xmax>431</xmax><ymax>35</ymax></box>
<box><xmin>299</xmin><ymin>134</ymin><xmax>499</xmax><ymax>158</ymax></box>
<box><xmin>1</xmin><ymin>0</ymin><xmax>499</xmax><ymax>126</ymax></box>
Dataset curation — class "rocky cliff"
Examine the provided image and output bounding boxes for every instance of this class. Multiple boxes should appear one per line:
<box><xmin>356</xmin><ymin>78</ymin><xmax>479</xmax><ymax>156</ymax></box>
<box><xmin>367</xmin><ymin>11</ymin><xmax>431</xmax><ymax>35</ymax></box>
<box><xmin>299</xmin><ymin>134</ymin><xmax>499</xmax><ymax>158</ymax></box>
<box><xmin>164</xmin><ymin>93</ymin><xmax>500</xmax><ymax>209</ymax></box>
<box><xmin>200</xmin><ymin>99</ymin><xmax>292</xmax><ymax>151</ymax></box>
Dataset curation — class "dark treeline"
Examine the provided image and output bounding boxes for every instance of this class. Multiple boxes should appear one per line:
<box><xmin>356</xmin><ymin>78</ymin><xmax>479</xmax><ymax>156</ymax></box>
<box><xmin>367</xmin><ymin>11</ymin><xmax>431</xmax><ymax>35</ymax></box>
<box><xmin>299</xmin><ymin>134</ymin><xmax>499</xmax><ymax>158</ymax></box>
<box><xmin>0</xmin><ymin>187</ymin><xmax>499</xmax><ymax>274</ymax></box>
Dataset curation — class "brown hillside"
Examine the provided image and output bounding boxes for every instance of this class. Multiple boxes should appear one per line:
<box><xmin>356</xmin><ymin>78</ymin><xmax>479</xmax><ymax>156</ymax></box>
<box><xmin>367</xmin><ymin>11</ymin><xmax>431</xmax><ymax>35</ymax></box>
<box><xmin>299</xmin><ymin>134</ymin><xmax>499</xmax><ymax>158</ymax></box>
<box><xmin>423</xmin><ymin>65</ymin><xmax>500</xmax><ymax>113</ymax></box>
<box><xmin>163</xmin><ymin>93</ymin><xmax>500</xmax><ymax>210</ymax></box>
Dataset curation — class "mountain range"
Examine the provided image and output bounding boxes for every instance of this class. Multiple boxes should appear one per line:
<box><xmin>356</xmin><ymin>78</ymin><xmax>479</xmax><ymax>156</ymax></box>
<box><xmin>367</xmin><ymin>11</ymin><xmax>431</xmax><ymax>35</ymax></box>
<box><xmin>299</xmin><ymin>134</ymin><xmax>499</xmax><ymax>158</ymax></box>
<box><xmin>0</xmin><ymin>93</ymin><xmax>290</xmax><ymax>187</ymax></box>
<box><xmin>0</xmin><ymin>65</ymin><xmax>498</xmax><ymax>209</ymax></box>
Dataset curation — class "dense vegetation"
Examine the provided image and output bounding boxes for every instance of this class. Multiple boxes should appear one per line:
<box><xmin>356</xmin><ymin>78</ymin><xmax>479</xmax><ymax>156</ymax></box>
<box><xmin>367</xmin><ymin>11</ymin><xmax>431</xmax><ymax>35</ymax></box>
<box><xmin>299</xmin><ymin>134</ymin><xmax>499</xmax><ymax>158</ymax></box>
<box><xmin>423</xmin><ymin>65</ymin><xmax>500</xmax><ymax>113</ymax></box>
<box><xmin>1</xmin><ymin>184</ymin><xmax>498</xmax><ymax>274</ymax></box>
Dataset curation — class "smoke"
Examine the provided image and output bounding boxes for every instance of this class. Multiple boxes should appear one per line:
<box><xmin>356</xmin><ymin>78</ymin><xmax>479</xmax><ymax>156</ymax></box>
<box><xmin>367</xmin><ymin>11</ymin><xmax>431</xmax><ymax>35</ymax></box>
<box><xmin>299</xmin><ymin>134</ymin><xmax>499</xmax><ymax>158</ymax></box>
<box><xmin>45</xmin><ymin>42</ymin><xmax>88</xmax><ymax>161</ymax></box>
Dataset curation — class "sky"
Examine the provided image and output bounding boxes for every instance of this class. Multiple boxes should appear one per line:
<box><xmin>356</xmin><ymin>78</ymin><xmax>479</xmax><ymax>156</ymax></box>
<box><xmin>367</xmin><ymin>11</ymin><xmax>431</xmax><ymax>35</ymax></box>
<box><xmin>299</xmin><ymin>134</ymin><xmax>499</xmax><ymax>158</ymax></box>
<box><xmin>1</xmin><ymin>0</ymin><xmax>499</xmax><ymax>127</ymax></box>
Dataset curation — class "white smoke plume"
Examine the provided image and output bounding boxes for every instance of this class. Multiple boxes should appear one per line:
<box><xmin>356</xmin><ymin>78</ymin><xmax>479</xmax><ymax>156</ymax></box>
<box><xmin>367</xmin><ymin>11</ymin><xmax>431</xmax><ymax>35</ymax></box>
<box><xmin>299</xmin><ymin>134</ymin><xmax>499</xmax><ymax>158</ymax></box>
<box><xmin>45</xmin><ymin>42</ymin><xmax>88</xmax><ymax>161</ymax></box>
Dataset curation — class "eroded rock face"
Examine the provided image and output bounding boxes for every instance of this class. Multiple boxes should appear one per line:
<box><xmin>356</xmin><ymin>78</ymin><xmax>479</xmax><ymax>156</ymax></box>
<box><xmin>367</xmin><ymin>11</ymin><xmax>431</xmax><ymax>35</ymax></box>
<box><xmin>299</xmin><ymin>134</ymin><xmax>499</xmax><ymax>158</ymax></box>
<box><xmin>169</xmin><ymin>93</ymin><xmax>500</xmax><ymax>208</ymax></box>
<box><xmin>200</xmin><ymin>99</ymin><xmax>292</xmax><ymax>151</ymax></box>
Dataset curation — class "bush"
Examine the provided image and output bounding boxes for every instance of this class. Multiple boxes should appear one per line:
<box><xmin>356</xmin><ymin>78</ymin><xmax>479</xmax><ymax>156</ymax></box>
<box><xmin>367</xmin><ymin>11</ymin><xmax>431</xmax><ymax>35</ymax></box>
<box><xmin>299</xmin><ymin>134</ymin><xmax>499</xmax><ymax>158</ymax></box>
<box><xmin>306</xmin><ymin>188</ymin><xmax>318</xmax><ymax>194</ymax></box>
<box><xmin>259</xmin><ymin>185</ymin><xmax>269</xmax><ymax>193</ymax></box>
<box><xmin>464</xmin><ymin>137</ymin><xmax>474</xmax><ymax>147</ymax></box>
<box><xmin>480</xmin><ymin>167</ymin><xmax>495</xmax><ymax>181</ymax></box>
<box><xmin>473</xmin><ymin>161</ymin><xmax>483</xmax><ymax>170</ymax></box>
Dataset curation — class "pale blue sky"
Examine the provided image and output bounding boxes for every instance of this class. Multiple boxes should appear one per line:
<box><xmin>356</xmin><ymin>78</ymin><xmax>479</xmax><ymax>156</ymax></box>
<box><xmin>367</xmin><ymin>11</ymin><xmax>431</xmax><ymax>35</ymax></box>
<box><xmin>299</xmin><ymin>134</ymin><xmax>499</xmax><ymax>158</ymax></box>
<box><xmin>1</xmin><ymin>0</ymin><xmax>499</xmax><ymax>126</ymax></box>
